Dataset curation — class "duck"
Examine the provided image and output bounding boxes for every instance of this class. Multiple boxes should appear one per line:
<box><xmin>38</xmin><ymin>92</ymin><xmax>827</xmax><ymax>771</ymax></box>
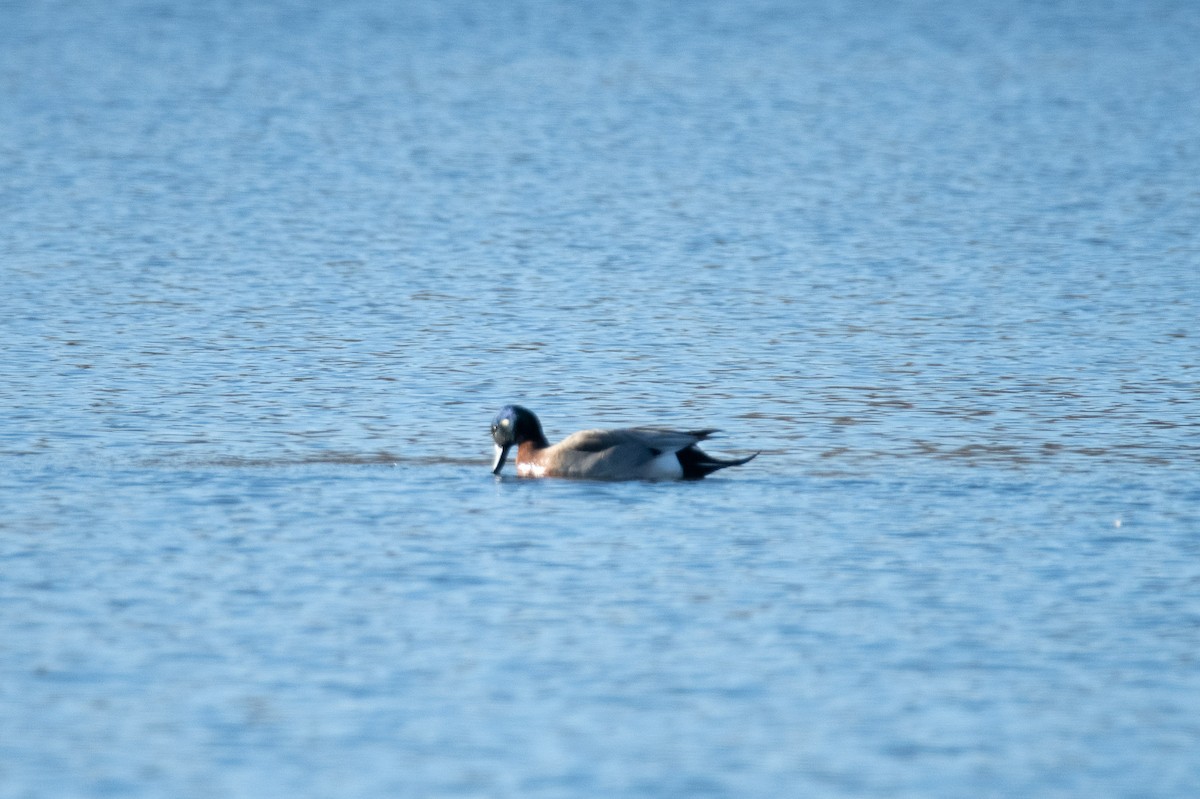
<box><xmin>490</xmin><ymin>405</ymin><xmax>757</xmax><ymax>480</ymax></box>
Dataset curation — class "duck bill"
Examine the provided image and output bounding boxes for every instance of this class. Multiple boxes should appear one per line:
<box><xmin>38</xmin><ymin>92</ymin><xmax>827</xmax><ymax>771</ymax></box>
<box><xmin>491</xmin><ymin>443</ymin><xmax>512</xmax><ymax>475</ymax></box>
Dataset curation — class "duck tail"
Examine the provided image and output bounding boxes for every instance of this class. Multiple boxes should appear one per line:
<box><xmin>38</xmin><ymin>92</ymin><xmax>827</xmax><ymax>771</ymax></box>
<box><xmin>677</xmin><ymin>447</ymin><xmax>758</xmax><ymax>479</ymax></box>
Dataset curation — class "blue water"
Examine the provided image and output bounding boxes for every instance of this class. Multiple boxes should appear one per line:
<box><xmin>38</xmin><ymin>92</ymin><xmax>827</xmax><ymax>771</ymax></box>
<box><xmin>3</xmin><ymin>0</ymin><xmax>1199</xmax><ymax>796</ymax></box>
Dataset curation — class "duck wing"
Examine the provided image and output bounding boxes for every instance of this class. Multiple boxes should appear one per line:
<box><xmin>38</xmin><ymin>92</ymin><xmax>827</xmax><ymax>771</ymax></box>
<box><xmin>558</xmin><ymin>427</ymin><xmax>718</xmax><ymax>455</ymax></box>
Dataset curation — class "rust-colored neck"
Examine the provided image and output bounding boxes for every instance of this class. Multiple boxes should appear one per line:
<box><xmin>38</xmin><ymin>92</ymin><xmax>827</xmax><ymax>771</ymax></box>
<box><xmin>517</xmin><ymin>440</ymin><xmax>546</xmax><ymax>462</ymax></box>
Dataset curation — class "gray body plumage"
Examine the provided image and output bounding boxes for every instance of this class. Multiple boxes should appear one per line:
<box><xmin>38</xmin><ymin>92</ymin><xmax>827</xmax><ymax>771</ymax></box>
<box><xmin>538</xmin><ymin>427</ymin><xmax>718</xmax><ymax>480</ymax></box>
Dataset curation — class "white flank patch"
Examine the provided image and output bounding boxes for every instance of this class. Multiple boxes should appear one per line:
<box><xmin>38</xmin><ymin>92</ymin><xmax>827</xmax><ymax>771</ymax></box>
<box><xmin>518</xmin><ymin>461</ymin><xmax>547</xmax><ymax>478</ymax></box>
<box><xmin>644</xmin><ymin>450</ymin><xmax>684</xmax><ymax>480</ymax></box>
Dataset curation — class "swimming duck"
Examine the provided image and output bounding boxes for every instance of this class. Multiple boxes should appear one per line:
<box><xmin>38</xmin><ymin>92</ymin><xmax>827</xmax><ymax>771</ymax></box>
<box><xmin>490</xmin><ymin>405</ymin><xmax>757</xmax><ymax>480</ymax></box>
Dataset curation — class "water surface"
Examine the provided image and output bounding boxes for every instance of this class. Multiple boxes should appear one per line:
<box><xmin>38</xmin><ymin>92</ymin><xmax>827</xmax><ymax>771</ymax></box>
<box><xmin>2</xmin><ymin>1</ymin><xmax>1199</xmax><ymax>797</ymax></box>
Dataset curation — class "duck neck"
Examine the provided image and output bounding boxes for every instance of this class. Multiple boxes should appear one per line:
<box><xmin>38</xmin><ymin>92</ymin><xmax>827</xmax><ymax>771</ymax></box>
<box><xmin>522</xmin><ymin>420</ymin><xmax>550</xmax><ymax>449</ymax></box>
<box><xmin>517</xmin><ymin>439</ymin><xmax>547</xmax><ymax>461</ymax></box>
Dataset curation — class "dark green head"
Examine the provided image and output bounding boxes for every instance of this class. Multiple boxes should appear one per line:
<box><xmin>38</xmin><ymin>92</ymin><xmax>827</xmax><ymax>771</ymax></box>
<box><xmin>490</xmin><ymin>405</ymin><xmax>546</xmax><ymax>474</ymax></box>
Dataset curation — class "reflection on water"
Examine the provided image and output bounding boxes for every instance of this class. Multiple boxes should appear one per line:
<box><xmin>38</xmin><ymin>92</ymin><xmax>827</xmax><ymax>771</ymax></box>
<box><xmin>2</xmin><ymin>0</ymin><xmax>1199</xmax><ymax>797</ymax></box>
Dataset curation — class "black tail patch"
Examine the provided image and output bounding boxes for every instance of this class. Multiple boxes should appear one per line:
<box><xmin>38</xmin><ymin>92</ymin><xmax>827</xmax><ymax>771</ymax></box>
<box><xmin>677</xmin><ymin>447</ymin><xmax>758</xmax><ymax>480</ymax></box>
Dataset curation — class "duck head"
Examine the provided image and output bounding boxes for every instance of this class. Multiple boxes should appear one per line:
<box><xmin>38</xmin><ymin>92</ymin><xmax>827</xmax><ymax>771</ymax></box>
<box><xmin>490</xmin><ymin>404</ymin><xmax>546</xmax><ymax>475</ymax></box>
